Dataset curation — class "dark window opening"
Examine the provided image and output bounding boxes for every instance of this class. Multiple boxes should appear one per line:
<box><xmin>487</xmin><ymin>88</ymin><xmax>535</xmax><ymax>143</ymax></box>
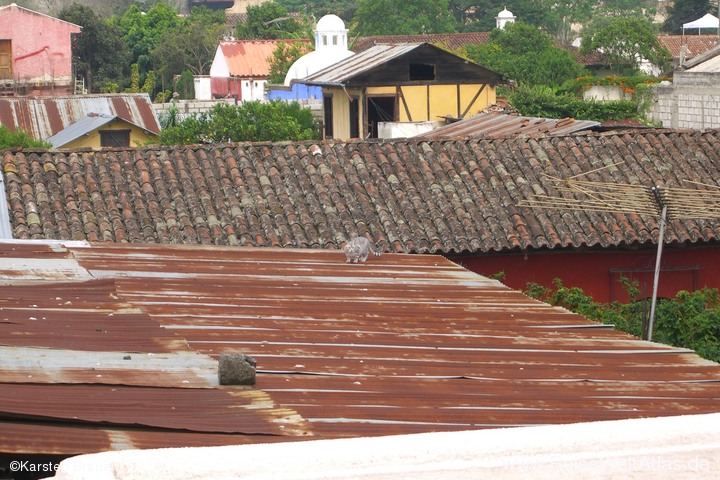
<box><xmin>409</xmin><ymin>63</ymin><xmax>435</xmax><ymax>81</ymax></box>
<box><xmin>349</xmin><ymin>97</ymin><xmax>359</xmax><ymax>138</ymax></box>
<box><xmin>100</xmin><ymin>130</ymin><xmax>130</xmax><ymax>147</ymax></box>
<box><xmin>323</xmin><ymin>95</ymin><xmax>333</xmax><ymax>138</ymax></box>
<box><xmin>366</xmin><ymin>96</ymin><xmax>395</xmax><ymax>139</ymax></box>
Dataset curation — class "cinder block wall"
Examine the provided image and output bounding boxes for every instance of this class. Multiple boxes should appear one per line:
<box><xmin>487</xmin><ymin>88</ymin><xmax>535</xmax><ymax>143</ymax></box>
<box><xmin>153</xmin><ymin>99</ymin><xmax>235</xmax><ymax>119</ymax></box>
<box><xmin>650</xmin><ymin>73</ymin><xmax>720</xmax><ymax>129</ymax></box>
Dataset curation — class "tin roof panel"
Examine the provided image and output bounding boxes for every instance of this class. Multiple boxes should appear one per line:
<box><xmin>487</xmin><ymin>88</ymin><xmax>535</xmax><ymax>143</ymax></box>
<box><xmin>1</xmin><ymin>240</ymin><xmax>719</xmax><ymax>455</ymax></box>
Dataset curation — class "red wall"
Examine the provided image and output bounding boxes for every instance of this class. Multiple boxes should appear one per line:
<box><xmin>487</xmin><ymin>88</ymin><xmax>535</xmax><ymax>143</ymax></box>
<box><xmin>210</xmin><ymin>77</ymin><xmax>242</xmax><ymax>99</ymax></box>
<box><xmin>449</xmin><ymin>245</ymin><xmax>720</xmax><ymax>303</ymax></box>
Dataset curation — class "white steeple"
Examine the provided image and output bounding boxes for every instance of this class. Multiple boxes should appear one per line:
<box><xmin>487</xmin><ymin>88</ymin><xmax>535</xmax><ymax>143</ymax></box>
<box><xmin>496</xmin><ymin>7</ymin><xmax>516</xmax><ymax>30</ymax></box>
<box><xmin>314</xmin><ymin>14</ymin><xmax>348</xmax><ymax>51</ymax></box>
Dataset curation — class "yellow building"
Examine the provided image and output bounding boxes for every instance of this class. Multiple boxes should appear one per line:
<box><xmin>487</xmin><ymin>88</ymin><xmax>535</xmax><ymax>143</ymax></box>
<box><xmin>298</xmin><ymin>42</ymin><xmax>506</xmax><ymax>139</ymax></box>
<box><xmin>47</xmin><ymin>113</ymin><xmax>159</xmax><ymax>149</ymax></box>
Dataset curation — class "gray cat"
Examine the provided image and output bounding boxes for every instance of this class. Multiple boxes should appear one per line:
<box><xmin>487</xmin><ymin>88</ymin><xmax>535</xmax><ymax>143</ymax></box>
<box><xmin>343</xmin><ymin>236</ymin><xmax>382</xmax><ymax>263</ymax></box>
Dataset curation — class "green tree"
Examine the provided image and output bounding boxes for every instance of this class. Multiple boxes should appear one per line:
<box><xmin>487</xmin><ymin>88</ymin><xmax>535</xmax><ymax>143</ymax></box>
<box><xmin>0</xmin><ymin>126</ymin><xmax>51</xmax><ymax>149</ymax></box>
<box><xmin>159</xmin><ymin>101</ymin><xmax>319</xmax><ymax>145</ymax></box>
<box><xmin>151</xmin><ymin>6</ymin><xmax>227</xmax><ymax>90</ymax></box>
<box><xmin>465</xmin><ymin>21</ymin><xmax>587</xmax><ymax>87</ymax></box>
<box><xmin>113</xmin><ymin>3</ymin><xmax>182</xmax><ymax>62</ymax></box>
<box><xmin>267</xmin><ymin>41</ymin><xmax>312</xmax><ymax>85</ymax></box>
<box><xmin>59</xmin><ymin>3</ymin><xmax>131</xmax><ymax>93</ymax></box>
<box><xmin>235</xmin><ymin>2</ymin><xmax>307</xmax><ymax>39</ymax></box>
<box><xmin>275</xmin><ymin>0</ymin><xmax>358</xmax><ymax>24</ymax></box>
<box><xmin>352</xmin><ymin>0</ymin><xmax>457</xmax><ymax>35</ymax></box>
<box><xmin>174</xmin><ymin>70</ymin><xmax>195</xmax><ymax>100</ymax></box>
<box><xmin>662</xmin><ymin>0</ymin><xmax>712</xmax><ymax>34</ymax></box>
<box><xmin>580</xmin><ymin>17</ymin><xmax>671</xmax><ymax>75</ymax></box>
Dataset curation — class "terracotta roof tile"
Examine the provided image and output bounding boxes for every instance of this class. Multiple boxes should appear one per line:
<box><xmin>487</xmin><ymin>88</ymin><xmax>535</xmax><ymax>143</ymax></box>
<box><xmin>4</xmin><ymin>130</ymin><xmax>720</xmax><ymax>254</ymax></box>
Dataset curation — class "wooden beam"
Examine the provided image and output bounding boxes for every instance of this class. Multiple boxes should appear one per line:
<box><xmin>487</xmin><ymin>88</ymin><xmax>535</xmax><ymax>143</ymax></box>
<box><xmin>460</xmin><ymin>84</ymin><xmax>487</xmax><ymax>119</ymax></box>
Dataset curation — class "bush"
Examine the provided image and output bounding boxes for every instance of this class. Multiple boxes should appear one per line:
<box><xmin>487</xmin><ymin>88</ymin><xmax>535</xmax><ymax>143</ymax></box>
<box><xmin>0</xmin><ymin>126</ymin><xmax>51</xmax><ymax>149</ymax></box>
<box><xmin>159</xmin><ymin>100</ymin><xmax>320</xmax><ymax>145</ymax></box>
<box><xmin>524</xmin><ymin>278</ymin><xmax>720</xmax><ymax>363</ymax></box>
<box><xmin>507</xmin><ymin>84</ymin><xmax>648</xmax><ymax>123</ymax></box>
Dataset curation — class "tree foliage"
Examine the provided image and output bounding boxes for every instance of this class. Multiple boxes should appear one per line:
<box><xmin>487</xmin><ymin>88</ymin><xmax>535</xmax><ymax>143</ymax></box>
<box><xmin>267</xmin><ymin>41</ymin><xmax>312</xmax><ymax>85</ymax></box>
<box><xmin>464</xmin><ymin>21</ymin><xmax>586</xmax><ymax>88</ymax></box>
<box><xmin>580</xmin><ymin>17</ymin><xmax>671</xmax><ymax>75</ymax></box>
<box><xmin>112</xmin><ymin>3</ymin><xmax>182</xmax><ymax>62</ymax></box>
<box><xmin>150</xmin><ymin>6</ymin><xmax>227</xmax><ymax>89</ymax></box>
<box><xmin>275</xmin><ymin>0</ymin><xmax>358</xmax><ymax>23</ymax></box>
<box><xmin>235</xmin><ymin>2</ymin><xmax>308</xmax><ymax>39</ymax></box>
<box><xmin>525</xmin><ymin>278</ymin><xmax>720</xmax><ymax>363</ymax></box>
<box><xmin>59</xmin><ymin>3</ymin><xmax>131</xmax><ymax>93</ymax></box>
<box><xmin>507</xmin><ymin>84</ymin><xmax>652</xmax><ymax>123</ymax></box>
<box><xmin>159</xmin><ymin>101</ymin><xmax>319</xmax><ymax>145</ymax></box>
<box><xmin>662</xmin><ymin>0</ymin><xmax>712</xmax><ymax>34</ymax></box>
<box><xmin>352</xmin><ymin>0</ymin><xmax>457</xmax><ymax>35</ymax></box>
<box><xmin>0</xmin><ymin>126</ymin><xmax>51</xmax><ymax>149</ymax></box>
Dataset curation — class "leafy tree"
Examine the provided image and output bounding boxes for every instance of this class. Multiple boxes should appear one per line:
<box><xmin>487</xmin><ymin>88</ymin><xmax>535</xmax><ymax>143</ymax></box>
<box><xmin>112</xmin><ymin>3</ymin><xmax>182</xmax><ymax>62</ymax></box>
<box><xmin>352</xmin><ymin>0</ymin><xmax>457</xmax><ymax>35</ymax></box>
<box><xmin>465</xmin><ymin>21</ymin><xmax>587</xmax><ymax>88</ymax></box>
<box><xmin>59</xmin><ymin>3</ymin><xmax>131</xmax><ymax>93</ymax></box>
<box><xmin>235</xmin><ymin>2</ymin><xmax>307</xmax><ymax>40</ymax></box>
<box><xmin>580</xmin><ymin>17</ymin><xmax>671</xmax><ymax>75</ymax></box>
<box><xmin>150</xmin><ymin>6</ymin><xmax>227</xmax><ymax>89</ymax></box>
<box><xmin>275</xmin><ymin>0</ymin><xmax>358</xmax><ymax>24</ymax></box>
<box><xmin>662</xmin><ymin>0</ymin><xmax>712</xmax><ymax>34</ymax></box>
<box><xmin>0</xmin><ymin>126</ymin><xmax>51</xmax><ymax>149</ymax></box>
<box><xmin>174</xmin><ymin>70</ymin><xmax>195</xmax><ymax>100</ymax></box>
<box><xmin>159</xmin><ymin>101</ymin><xmax>319</xmax><ymax>145</ymax></box>
<box><xmin>267</xmin><ymin>41</ymin><xmax>312</xmax><ymax>85</ymax></box>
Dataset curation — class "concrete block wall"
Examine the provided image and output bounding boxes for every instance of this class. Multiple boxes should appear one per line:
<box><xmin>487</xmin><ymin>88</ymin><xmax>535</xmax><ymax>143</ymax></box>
<box><xmin>153</xmin><ymin>99</ymin><xmax>235</xmax><ymax>120</ymax></box>
<box><xmin>650</xmin><ymin>74</ymin><xmax>720</xmax><ymax>129</ymax></box>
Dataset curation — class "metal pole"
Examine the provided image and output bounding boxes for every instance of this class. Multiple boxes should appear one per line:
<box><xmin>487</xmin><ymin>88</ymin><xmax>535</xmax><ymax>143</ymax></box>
<box><xmin>647</xmin><ymin>203</ymin><xmax>667</xmax><ymax>342</ymax></box>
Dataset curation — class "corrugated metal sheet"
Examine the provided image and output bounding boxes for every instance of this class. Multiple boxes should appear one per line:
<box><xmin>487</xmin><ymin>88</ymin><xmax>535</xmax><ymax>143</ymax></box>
<box><xmin>46</xmin><ymin>114</ymin><xmax>116</xmax><ymax>148</ymax></box>
<box><xmin>302</xmin><ymin>43</ymin><xmax>424</xmax><ymax>86</ymax></box>
<box><xmin>0</xmin><ymin>94</ymin><xmax>161</xmax><ymax>141</ymax></box>
<box><xmin>1</xmin><ymin>240</ymin><xmax>720</xmax><ymax>455</ymax></box>
<box><xmin>417</xmin><ymin>112</ymin><xmax>599</xmax><ymax>139</ymax></box>
<box><xmin>219</xmin><ymin>40</ymin><xmax>310</xmax><ymax>78</ymax></box>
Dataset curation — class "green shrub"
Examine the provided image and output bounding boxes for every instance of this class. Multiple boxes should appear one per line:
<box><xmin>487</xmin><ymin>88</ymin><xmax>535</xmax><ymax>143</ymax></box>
<box><xmin>0</xmin><ymin>125</ymin><xmax>51</xmax><ymax>149</ymax></box>
<box><xmin>524</xmin><ymin>278</ymin><xmax>720</xmax><ymax>363</ymax></box>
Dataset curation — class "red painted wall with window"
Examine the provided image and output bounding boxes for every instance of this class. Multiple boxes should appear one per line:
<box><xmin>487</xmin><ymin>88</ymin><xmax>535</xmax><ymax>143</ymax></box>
<box><xmin>449</xmin><ymin>245</ymin><xmax>720</xmax><ymax>304</ymax></box>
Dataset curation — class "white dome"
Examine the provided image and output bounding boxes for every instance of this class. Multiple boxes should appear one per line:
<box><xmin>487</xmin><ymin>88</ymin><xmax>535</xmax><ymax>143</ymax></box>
<box><xmin>497</xmin><ymin>7</ymin><xmax>514</xmax><ymax>18</ymax></box>
<box><xmin>316</xmin><ymin>14</ymin><xmax>346</xmax><ymax>32</ymax></box>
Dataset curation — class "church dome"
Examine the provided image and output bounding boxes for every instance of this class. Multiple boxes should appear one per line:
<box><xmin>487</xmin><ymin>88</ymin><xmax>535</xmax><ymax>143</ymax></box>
<box><xmin>316</xmin><ymin>13</ymin><xmax>346</xmax><ymax>32</ymax></box>
<box><xmin>284</xmin><ymin>14</ymin><xmax>354</xmax><ymax>86</ymax></box>
<box><xmin>497</xmin><ymin>7</ymin><xmax>514</xmax><ymax>18</ymax></box>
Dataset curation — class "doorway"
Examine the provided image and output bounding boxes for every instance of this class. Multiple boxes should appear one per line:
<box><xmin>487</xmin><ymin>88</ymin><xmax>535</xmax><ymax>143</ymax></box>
<box><xmin>366</xmin><ymin>96</ymin><xmax>395</xmax><ymax>138</ymax></box>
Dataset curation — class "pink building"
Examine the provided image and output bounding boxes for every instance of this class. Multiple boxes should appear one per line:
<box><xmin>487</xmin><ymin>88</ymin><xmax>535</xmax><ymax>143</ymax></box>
<box><xmin>0</xmin><ymin>3</ymin><xmax>81</xmax><ymax>96</ymax></box>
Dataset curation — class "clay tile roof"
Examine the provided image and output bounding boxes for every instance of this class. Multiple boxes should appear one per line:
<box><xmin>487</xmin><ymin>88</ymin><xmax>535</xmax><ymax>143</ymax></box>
<box><xmin>3</xmin><ymin>130</ymin><xmax>720</xmax><ymax>254</ymax></box>
<box><xmin>353</xmin><ymin>32</ymin><xmax>490</xmax><ymax>53</ymax></box>
<box><xmin>657</xmin><ymin>34</ymin><xmax>720</xmax><ymax>61</ymax></box>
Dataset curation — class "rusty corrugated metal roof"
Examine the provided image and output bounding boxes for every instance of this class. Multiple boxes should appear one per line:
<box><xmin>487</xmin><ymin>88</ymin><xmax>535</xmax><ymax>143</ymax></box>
<box><xmin>301</xmin><ymin>43</ymin><xmax>438</xmax><ymax>86</ymax></box>
<box><xmin>1</xmin><ymin>240</ymin><xmax>719</xmax><ymax>455</ymax></box>
<box><xmin>417</xmin><ymin>112</ymin><xmax>599</xmax><ymax>139</ymax></box>
<box><xmin>0</xmin><ymin>94</ymin><xmax>161</xmax><ymax>141</ymax></box>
